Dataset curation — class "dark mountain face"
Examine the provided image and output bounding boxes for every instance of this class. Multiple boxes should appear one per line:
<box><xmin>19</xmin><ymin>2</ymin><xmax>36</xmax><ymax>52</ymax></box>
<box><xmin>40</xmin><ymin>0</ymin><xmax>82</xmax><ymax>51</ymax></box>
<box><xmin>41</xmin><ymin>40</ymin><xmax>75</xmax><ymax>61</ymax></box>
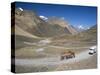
<box><xmin>15</xmin><ymin>8</ymin><xmax>77</xmax><ymax>37</ymax></box>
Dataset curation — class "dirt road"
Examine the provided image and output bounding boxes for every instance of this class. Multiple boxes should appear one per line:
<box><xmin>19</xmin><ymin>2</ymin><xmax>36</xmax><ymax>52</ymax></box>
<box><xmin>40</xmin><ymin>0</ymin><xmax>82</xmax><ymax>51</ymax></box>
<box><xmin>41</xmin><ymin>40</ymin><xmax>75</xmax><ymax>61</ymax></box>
<box><xmin>15</xmin><ymin>46</ymin><xmax>96</xmax><ymax>66</ymax></box>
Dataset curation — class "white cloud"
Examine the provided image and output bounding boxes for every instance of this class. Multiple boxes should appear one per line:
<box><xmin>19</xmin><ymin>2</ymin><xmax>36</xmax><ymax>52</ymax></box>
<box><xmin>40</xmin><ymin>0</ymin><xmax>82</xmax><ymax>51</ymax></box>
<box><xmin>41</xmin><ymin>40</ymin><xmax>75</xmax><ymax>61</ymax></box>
<box><xmin>39</xmin><ymin>15</ymin><xmax>48</xmax><ymax>20</ymax></box>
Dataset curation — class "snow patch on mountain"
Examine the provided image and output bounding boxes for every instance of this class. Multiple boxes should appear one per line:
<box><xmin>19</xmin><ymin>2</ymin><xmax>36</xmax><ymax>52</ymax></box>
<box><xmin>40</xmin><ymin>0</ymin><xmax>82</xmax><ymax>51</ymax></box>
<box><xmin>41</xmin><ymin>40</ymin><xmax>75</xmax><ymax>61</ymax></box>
<box><xmin>39</xmin><ymin>15</ymin><xmax>48</xmax><ymax>20</ymax></box>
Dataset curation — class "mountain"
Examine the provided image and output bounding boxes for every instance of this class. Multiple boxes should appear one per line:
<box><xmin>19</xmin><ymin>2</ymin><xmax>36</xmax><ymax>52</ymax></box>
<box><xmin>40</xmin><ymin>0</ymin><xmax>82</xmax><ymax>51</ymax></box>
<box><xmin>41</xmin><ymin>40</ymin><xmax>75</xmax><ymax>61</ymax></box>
<box><xmin>73</xmin><ymin>25</ymin><xmax>90</xmax><ymax>33</ymax></box>
<box><xmin>70</xmin><ymin>25</ymin><xmax>97</xmax><ymax>42</ymax></box>
<box><xmin>47</xmin><ymin>17</ymin><xmax>77</xmax><ymax>35</ymax></box>
<box><xmin>81</xmin><ymin>25</ymin><xmax>97</xmax><ymax>42</ymax></box>
<box><xmin>52</xmin><ymin>25</ymin><xmax>97</xmax><ymax>42</ymax></box>
<box><xmin>12</xmin><ymin>8</ymin><xmax>78</xmax><ymax>49</ymax></box>
<box><xmin>14</xmin><ymin>8</ymin><xmax>77</xmax><ymax>37</ymax></box>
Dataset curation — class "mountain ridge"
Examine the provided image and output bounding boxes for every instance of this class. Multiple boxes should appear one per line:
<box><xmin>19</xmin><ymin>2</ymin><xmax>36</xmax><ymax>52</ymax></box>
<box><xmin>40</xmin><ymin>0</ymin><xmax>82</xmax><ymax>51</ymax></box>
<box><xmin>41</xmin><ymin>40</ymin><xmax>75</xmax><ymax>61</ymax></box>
<box><xmin>15</xmin><ymin>8</ymin><xmax>77</xmax><ymax>37</ymax></box>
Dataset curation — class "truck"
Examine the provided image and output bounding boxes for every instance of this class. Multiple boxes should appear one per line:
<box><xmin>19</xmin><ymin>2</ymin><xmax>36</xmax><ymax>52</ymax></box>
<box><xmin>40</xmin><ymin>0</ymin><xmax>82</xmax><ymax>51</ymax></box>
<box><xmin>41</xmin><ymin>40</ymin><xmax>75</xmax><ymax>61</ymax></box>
<box><xmin>88</xmin><ymin>46</ymin><xmax>97</xmax><ymax>55</ymax></box>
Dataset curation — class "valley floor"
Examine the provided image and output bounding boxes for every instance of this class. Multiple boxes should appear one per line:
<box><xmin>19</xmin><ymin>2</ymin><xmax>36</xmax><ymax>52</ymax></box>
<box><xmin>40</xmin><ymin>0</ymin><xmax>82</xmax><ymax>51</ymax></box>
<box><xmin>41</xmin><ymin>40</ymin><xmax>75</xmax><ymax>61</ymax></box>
<box><xmin>15</xmin><ymin>45</ymin><xmax>97</xmax><ymax>73</ymax></box>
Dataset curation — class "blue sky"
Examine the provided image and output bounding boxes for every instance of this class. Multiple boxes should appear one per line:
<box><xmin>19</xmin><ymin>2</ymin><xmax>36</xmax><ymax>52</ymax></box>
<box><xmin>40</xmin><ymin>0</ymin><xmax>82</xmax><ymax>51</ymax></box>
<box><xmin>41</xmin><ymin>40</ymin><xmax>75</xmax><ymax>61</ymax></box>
<box><xmin>15</xmin><ymin>2</ymin><xmax>97</xmax><ymax>29</ymax></box>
